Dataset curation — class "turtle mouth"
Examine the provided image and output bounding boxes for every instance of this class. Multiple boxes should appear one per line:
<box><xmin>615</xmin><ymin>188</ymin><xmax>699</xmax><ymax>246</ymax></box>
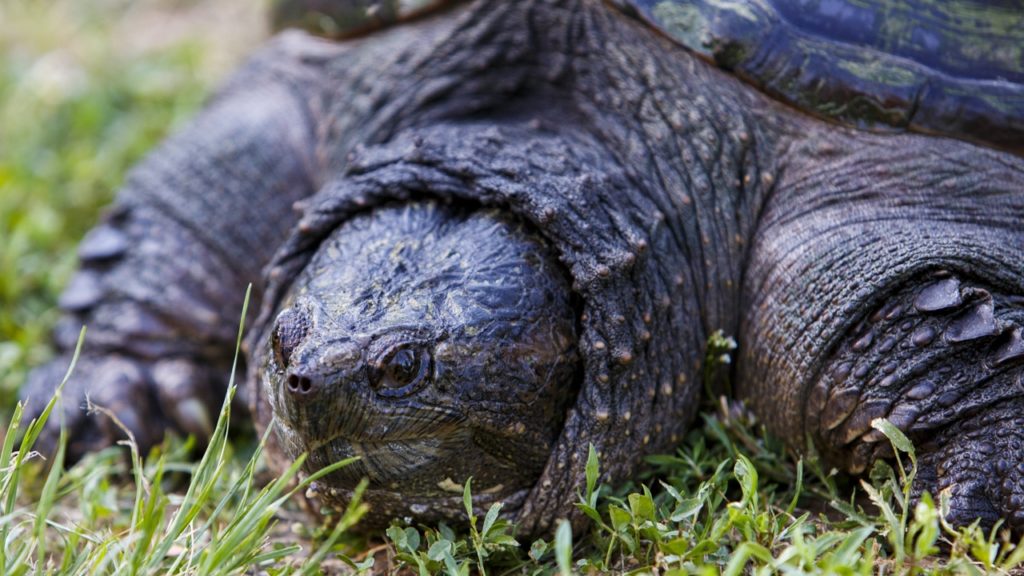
<box><xmin>269</xmin><ymin>389</ymin><xmax>472</xmax><ymax>491</ymax></box>
<box><xmin>303</xmin><ymin>477</ymin><xmax>532</xmax><ymax>529</ymax></box>
<box><xmin>272</xmin><ymin>392</ymin><xmax>466</xmax><ymax>458</ymax></box>
<box><xmin>303</xmin><ymin>423</ymin><xmax>480</xmax><ymax>492</ymax></box>
<box><xmin>304</xmin><ymin>417</ymin><xmax>464</xmax><ymax>453</ymax></box>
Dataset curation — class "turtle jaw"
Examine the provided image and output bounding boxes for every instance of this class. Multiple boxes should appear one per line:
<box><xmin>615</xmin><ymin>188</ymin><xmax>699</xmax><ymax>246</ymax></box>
<box><xmin>286</xmin><ymin>406</ymin><xmax>543</xmax><ymax>527</ymax></box>
<box><xmin>273</xmin><ymin>410</ymin><xmax>472</xmax><ymax>492</ymax></box>
<box><xmin>303</xmin><ymin>474</ymin><xmax>533</xmax><ymax>529</ymax></box>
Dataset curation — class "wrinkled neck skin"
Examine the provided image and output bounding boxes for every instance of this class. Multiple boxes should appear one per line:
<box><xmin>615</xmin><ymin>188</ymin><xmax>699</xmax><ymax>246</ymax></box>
<box><xmin>239</xmin><ymin>0</ymin><xmax>1024</xmax><ymax>533</ymax></box>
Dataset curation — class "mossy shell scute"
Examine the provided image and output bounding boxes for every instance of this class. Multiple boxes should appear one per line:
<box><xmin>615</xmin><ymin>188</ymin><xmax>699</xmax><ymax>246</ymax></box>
<box><xmin>619</xmin><ymin>0</ymin><xmax>1024</xmax><ymax>153</ymax></box>
<box><xmin>271</xmin><ymin>0</ymin><xmax>454</xmax><ymax>39</ymax></box>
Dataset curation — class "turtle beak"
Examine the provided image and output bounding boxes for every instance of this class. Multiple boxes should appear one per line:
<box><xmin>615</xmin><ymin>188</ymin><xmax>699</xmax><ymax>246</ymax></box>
<box><xmin>267</xmin><ymin>324</ymin><xmax>468</xmax><ymax>491</ymax></box>
<box><xmin>281</xmin><ymin>340</ymin><xmax>360</xmax><ymax>401</ymax></box>
<box><xmin>272</xmin><ymin>337</ymin><xmax>368</xmax><ymax>440</ymax></box>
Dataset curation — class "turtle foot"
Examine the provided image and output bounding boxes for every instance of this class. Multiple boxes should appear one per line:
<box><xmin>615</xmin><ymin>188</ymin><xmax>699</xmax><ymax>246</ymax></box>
<box><xmin>803</xmin><ymin>272</ymin><xmax>1024</xmax><ymax>532</ymax></box>
<box><xmin>21</xmin><ymin>352</ymin><xmax>224</xmax><ymax>464</ymax></box>
<box><xmin>913</xmin><ymin>399</ymin><xmax>1024</xmax><ymax>534</ymax></box>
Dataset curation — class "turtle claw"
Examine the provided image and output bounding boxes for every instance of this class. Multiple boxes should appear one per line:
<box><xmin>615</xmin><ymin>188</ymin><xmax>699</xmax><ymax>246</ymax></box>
<box><xmin>22</xmin><ymin>354</ymin><xmax>173</xmax><ymax>464</ymax></box>
<box><xmin>911</xmin><ymin>398</ymin><xmax>1024</xmax><ymax>535</ymax></box>
<box><xmin>801</xmin><ymin>272</ymin><xmax>1024</xmax><ymax>533</ymax></box>
<box><xmin>151</xmin><ymin>358</ymin><xmax>222</xmax><ymax>440</ymax></box>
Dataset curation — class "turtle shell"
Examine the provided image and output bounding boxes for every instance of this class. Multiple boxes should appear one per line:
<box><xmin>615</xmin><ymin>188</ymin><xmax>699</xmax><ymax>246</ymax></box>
<box><xmin>271</xmin><ymin>0</ymin><xmax>453</xmax><ymax>38</ymax></box>
<box><xmin>617</xmin><ymin>0</ymin><xmax>1024</xmax><ymax>154</ymax></box>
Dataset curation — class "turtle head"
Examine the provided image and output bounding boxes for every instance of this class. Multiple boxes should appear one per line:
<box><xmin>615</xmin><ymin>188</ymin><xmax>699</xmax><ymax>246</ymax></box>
<box><xmin>260</xmin><ymin>200</ymin><xmax>578</xmax><ymax>521</ymax></box>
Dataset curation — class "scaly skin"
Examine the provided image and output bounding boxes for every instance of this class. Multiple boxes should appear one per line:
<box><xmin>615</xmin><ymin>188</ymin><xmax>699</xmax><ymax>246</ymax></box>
<box><xmin>21</xmin><ymin>0</ymin><xmax>1024</xmax><ymax>535</ymax></box>
<box><xmin>739</xmin><ymin>129</ymin><xmax>1024</xmax><ymax>531</ymax></box>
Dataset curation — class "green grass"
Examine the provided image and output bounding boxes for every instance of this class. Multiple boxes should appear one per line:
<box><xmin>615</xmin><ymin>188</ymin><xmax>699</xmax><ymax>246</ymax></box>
<box><xmin>4</xmin><ymin>1</ymin><xmax>1024</xmax><ymax>574</ymax></box>
<box><xmin>2</xmin><ymin>296</ymin><xmax>370</xmax><ymax>574</ymax></box>
<box><xmin>8</xmin><ymin>346</ymin><xmax>1024</xmax><ymax>574</ymax></box>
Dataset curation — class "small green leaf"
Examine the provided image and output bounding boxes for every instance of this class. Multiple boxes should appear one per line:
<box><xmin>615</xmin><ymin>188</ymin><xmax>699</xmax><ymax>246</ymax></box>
<box><xmin>404</xmin><ymin>527</ymin><xmax>421</xmax><ymax>553</ymax></box>
<box><xmin>463</xmin><ymin>477</ymin><xmax>474</xmax><ymax>522</ymax></box>
<box><xmin>660</xmin><ymin>537</ymin><xmax>691</xmax><ymax>556</ymax></box>
<box><xmin>576</xmin><ymin>503</ymin><xmax>603</xmax><ymax>525</ymax></box>
<box><xmin>659</xmin><ymin>480</ymin><xmax>684</xmax><ymax>503</ymax></box>
<box><xmin>733</xmin><ymin>454</ymin><xmax>759</xmax><ymax>509</ymax></box>
<box><xmin>585</xmin><ymin>443</ymin><xmax>599</xmax><ymax>505</ymax></box>
<box><xmin>609</xmin><ymin>505</ymin><xmax>632</xmax><ymax>532</ymax></box>
<box><xmin>529</xmin><ymin>539</ymin><xmax>548</xmax><ymax>562</ymax></box>
<box><xmin>442</xmin><ymin>550</ymin><xmax>463</xmax><ymax>576</ymax></box>
<box><xmin>489</xmin><ymin>534</ymin><xmax>518</xmax><ymax>547</ymax></box>
<box><xmin>870</xmin><ymin>418</ymin><xmax>914</xmax><ymax>457</ymax></box>
<box><xmin>555</xmin><ymin>519</ymin><xmax>573</xmax><ymax>576</ymax></box>
<box><xmin>628</xmin><ymin>491</ymin><xmax>655</xmax><ymax>522</ymax></box>
<box><xmin>482</xmin><ymin>502</ymin><xmax>502</xmax><ymax>537</ymax></box>
<box><xmin>438</xmin><ymin>522</ymin><xmax>456</xmax><ymax>543</ymax></box>
<box><xmin>428</xmin><ymin>539</ymin><xmax>452</xmax><ymax>562</ymax></box>
<box><xmin>669</xmin><ymin>497</ymin><xmax>704</xmax><ymax>523</ymax></box>
<box><xmin>386</xmin><ymin>525</ymin><xmax>407</xmax><ymax>551</ymax></box>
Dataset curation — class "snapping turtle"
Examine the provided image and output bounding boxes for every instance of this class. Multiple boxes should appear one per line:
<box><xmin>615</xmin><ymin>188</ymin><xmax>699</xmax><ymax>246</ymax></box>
<box><xmin>22</xmin><ymin>0</ymin><xmax>1024</xmax><ymax>534</ymax></box>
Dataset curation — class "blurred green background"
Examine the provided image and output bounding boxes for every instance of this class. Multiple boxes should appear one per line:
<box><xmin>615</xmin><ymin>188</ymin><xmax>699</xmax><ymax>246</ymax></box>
<box><xmin>0</xmin><ymin>0</ymin><xmax>265</xmax><ymax>412</ymax></box>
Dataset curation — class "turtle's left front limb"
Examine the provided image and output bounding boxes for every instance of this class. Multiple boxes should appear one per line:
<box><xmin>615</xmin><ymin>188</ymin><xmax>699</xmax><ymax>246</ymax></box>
<box><xmin>738</xmin><ymin>130</ymin><xmax>1024</xmax><ymax>532</ymax></box>
<box><xmin>21</xmin><ymin>53</ymin><xmax>319</xmax><ymax>461</ymax></box>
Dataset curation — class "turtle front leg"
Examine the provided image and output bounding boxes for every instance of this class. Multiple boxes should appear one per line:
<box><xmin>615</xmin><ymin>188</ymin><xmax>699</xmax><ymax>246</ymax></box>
<box><xmin>24</xmin><ymin>203</ymin><xmax>250</xmax><ymax>459</ymax></box>
<box><xmin>806</xmin><ymin>273</ymin><xmax>1024</xmax><ymax>531</ymax></box>
<box><xmin>738</xmin><ymin>129</ymin><xmax>1024</xmax><ymax>532</ymax></box>
<box><xmin>22</xmin><ymin>64</ymin><xmax>317</xmax><ymax>461</ymax></box>
<box><xmin>914</xmin><ymin>398</ymin><xmax>1024</xmax><ymax>531</ymax></box>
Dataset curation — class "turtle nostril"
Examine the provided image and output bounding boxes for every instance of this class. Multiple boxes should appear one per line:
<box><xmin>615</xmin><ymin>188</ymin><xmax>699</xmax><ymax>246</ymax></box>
<box><xmin>286</xmin><ymin>373</ymin><xmax>314</xmax><ymax>395</ymax></box>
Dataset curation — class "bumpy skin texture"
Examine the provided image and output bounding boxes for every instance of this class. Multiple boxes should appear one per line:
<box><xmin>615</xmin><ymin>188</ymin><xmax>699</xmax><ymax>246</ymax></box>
<box><xmin>22</xmin><ymin>76</ymin><xmax>318</xmax><ymax>457</ymax></box>
<box><xmin>21</xmin><ymin>0</ymin><xmax>1024</xmax><ymax>535</ymax></box>
<box><xmin>739</xmin><ymin>132</ymin><xmax>1024</xmax><ymax>531</ymax></box>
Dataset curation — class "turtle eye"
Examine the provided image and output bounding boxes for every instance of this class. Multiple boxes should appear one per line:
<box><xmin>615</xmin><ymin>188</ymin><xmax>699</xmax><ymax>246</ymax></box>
<box><xmin>374</xmin><ymin>345</ymin><xmax>432</xmax><ymax>397</ymax></box>
<box><xmin>272</xmin><ymin>308</ymin><xmax>308</xmax><ymax>369</ymax></box>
